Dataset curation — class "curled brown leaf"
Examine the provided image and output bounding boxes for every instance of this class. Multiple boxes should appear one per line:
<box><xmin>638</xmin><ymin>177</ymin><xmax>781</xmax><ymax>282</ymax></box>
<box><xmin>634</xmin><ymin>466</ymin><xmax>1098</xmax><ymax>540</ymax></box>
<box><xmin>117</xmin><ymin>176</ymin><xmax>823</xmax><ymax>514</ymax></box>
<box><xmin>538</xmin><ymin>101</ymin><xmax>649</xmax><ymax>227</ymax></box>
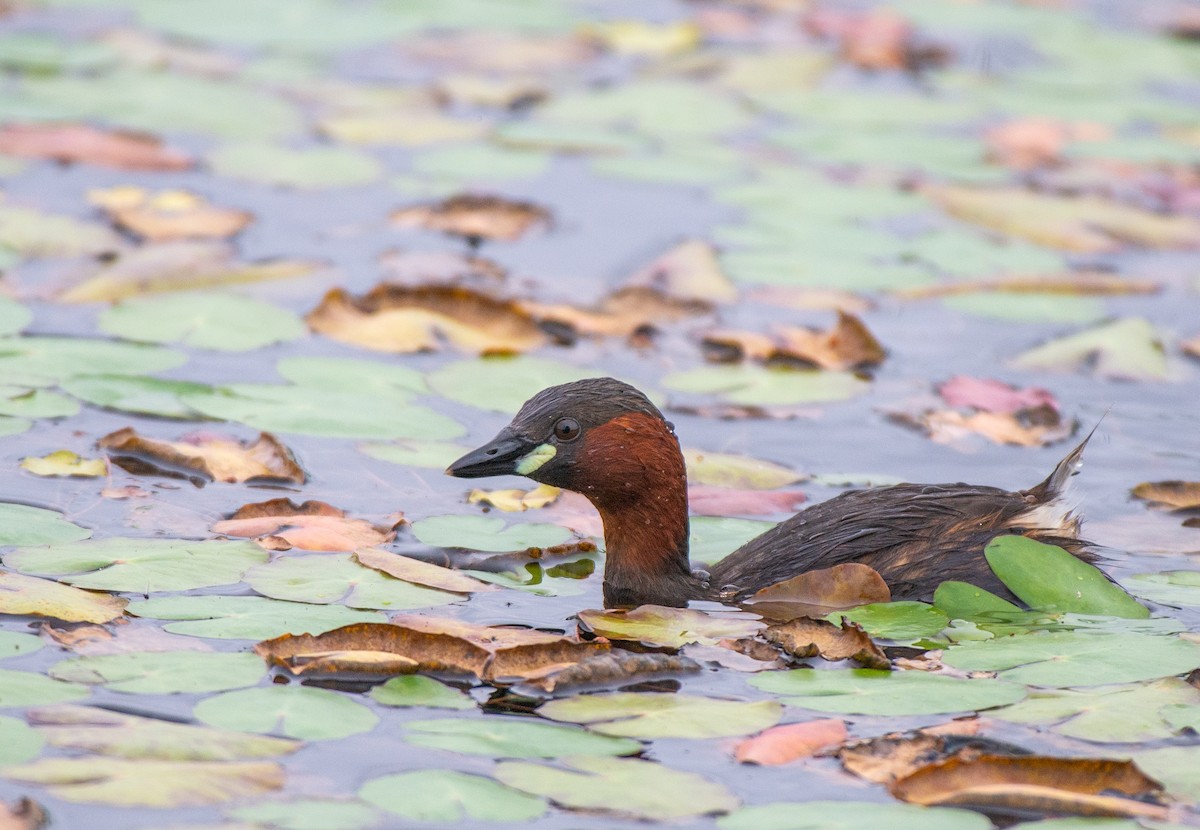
<box><xmin>763</xmin><ymin>617</ymin><xmax>890</xmax><ymax>670</ymax></box>
<box><xmin>99</xmin><ymin>428</ymin><xmax>305</xmax><ymax>486</ymax></box>
<box><xmin>391</xmin><ymin>194</ymin><xmax>551</xmax><ymax>242</ymax></box>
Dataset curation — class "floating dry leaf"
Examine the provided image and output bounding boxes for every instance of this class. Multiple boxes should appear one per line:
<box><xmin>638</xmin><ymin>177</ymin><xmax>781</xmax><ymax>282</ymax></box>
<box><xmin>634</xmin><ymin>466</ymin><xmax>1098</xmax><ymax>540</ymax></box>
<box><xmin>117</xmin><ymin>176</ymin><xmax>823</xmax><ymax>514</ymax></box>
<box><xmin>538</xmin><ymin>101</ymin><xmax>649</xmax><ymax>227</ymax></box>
<box><xmin>391</xmin><ymin>194</ymin><xmax>551</xmax><ymax>243</ymax></box>
<box><xmin>256</xmin><ymin>617</ymin><xmax>605</xmax><ymax>683</ymax></box>
<box><xmin>353</xmin><ymin>547</ymin><xmax>496</xmax><ymax>594</ymax></box>
<box><xmin>838</xmin><ymin>724</ymin><xmax>993</xmax><ymax>786</ymax></box>
<box><xmin>704</xmin><ymin>312</ymin><xmax>886</xmax><ymax>370</ymax></box>
<box><xmin>1132</xmin><ymin>481</ymin><xmax>1200</xmax><ymax>511</ymax></box>
<box><xmin>623</xmin><ymin>239</ymin><xmax>737</xmax><ymax>303</ymax></box>
<box><xmin>521</xmin><ymin>286</ymin><xmax>711</xmax><ymax>339</ymax></box>
<box><xmin>764</xmin><ymin>617</ymin><xmax>890</xmax><ymax>670</ymax></box>
<box><xmin>88</xmin><ymin>186</ymin><xmax>252</xmax><ymax>241</ymax></box>
<box><xmin>20</xmin><ymin>451</ymin><xmax>106</xmax><ymax>478</ymax></box>
<box><xmin>0</xmin><ymin>573</ymin><xmax>127</xmax><ymax>624</ymax></box>
<box><xmin>734</xmin><ymin>718</ymin><xmax>848</xmax><ymax>765</ymax></box>
<box><xmin>213</xmin><ymin>499</ymin><xmax>394</xmax><ymax>552</ymax></box>
<box><xmin>891</xmin><ymin>379</ymin><xmax>1072</xmax><ymax>448</ymax></box>
<box><xmin>0</xmin><ymin>124</ymin><xmax>192</xmax><ymax>171</ymax></box>
<box><xmin>891</xmin><ymin>755</ymin><xmax>1170</xmax><ymax>820</ymax></box>
<box><xmin>99</xmin><ymin>428</ymin><xmax>305</xmax><ymax>485</ymax></box>
<box><xmin>468</xmin><ymin>484</ymin><xmax>562</xmax><ymax>512</ymax></box>
<box><xmin>306</xmin><ymin>284</ymin><xmax>547</xmax><ymax>354</ymax></box>
<box><xmin>896</xmin><ymin>273</ymin><xmax>1161</xmax><ymax>300</ymax></box>
<box><xmin>517</xmin><ymin>650</ymin><xmax>701</xmax><ymax>696</ymax></box>
<box><xmin>927</xmin><ymin>185</ymin><xmax>1200</xmax><ymax>252</ymax></box>
<box><xmin>746</xmin><ymin>563</ymin><xmax>891</xmax><ymax>619</ymax></box>
<box><xmin>39</xmin><ymin>622</ymin><xmax>209</xmax><ymax>656</ymax></box>
<box><xmin>810</xmin><ymin>7</ymin><xmax>917</xmax><ymax>71</ymax></box>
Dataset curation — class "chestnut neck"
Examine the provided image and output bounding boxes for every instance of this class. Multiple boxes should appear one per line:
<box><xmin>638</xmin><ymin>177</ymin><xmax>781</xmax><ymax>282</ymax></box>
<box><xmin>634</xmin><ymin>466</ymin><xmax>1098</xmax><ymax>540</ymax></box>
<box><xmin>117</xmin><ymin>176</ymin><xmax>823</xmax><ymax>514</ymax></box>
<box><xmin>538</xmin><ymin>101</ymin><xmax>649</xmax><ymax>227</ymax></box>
<box><xmin>573</xmin><ymin>412</ymin><xmax>700</xmax><ymax>608</ymax></box>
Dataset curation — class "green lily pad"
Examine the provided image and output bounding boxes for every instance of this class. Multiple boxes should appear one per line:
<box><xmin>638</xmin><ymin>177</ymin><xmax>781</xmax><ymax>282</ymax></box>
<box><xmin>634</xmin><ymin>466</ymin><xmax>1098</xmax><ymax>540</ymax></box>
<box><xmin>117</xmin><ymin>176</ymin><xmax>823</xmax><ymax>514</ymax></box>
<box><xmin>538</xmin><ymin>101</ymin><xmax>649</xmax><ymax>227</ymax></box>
<box><xmin>98</xmin><ymin>293</ymin><xmax>305</xmax><ymax>351</ymax></box>
<box><xmin>831</xmin><ymin>602</ymin><xmax>950</xmax><ymax>642</ymax></box>
<box><xmin>577</xmin><ymin>606</ymin><xmax>763</xmax><ymax>649</ymax></box>
<box><xmin>993</xmin><ymin>678</ymin><xmax>1200</xmax><ymax>743</ymax></box>
<box><xmin>691</xmin><ymin>517</ymin><xmax>778</xmax><ymax>565</ymax></box>
<box><xmin>412</xmin><ymin>143</ymin><xmax>550</xmax><ymax>182</ymax></box>
<box><xmin>369</xmin><ymin>676</ymin><xmax>474</xmax><ymax>710</ymax></box>
<box><xmin>428</xmin><ymin>356</ymin><xmax>594</xmax><ymax>413</ymax></box>
<box><xmin>933</xmin><ymin>581</ymin><xmax>1022</xmax><ymax>621</ymax></box>
<box><xmin>276</xmin><ymin>356</ymin><xmax>425</xmax><ymax>396</ymax></box>
<box><xmin>245</xmin><ymin>554</ymin><xmax>458</xmax><ymax>611</ymax></box>
<box><xmin>0</xmin><ymin>416</ymin><xmax>30</xmax><ymax>436</ymax></box>
<box><xmin>3</xmin><ymin>538</ymin><xmax>268</xmax><ymax>592</ymax></box>
<box><xmin>1</xmin><ymin>756</ymin><xmax>284</xmax><ymax>806</ymax></box>
<box><xmin>10</xmin><ymin>70</ymin><xmax>303</xmax><ymax>140</ymax></box>
<box><xmin>1011</xmin><ymin>318</ymin><xmax>1168</xmax><ymax>381</ymax></box>
<box><xmin>359</xmin><ymin>769</ymin><xmax>545</xmax><ymax>823</ymax></box>
<box><xmin>985</xmin><ymin>536</ymin><xmax>1149</xmax><ymax>618</ymax></box>
<box><xmin>943</xmin><ymin>631</ymin><xmax>1200</xmax><ymax>687</ymax></box>
<box><xmin>0</xmin><ymin>631</ymin><xmax>43</xmax><ymax>660</ymax></box>
<box><xmin>717</xmin><ymin>800</ymin><xmax>992</xmax><ymax>830</ymax></box>
<box><xmin>683</xmin><ymin>449</ymin><xmax>803</xmax><ymax>489</ymax></box>
<box><xmin>49</xmin><ymin>651</ymin><xmax>264</xmax><ymax>694</ymax></box>
<box><xmin>181</xmin><ymin>384</ymin><xmax>463</xmax><ymax>440</ymax></box>
<box><xmin>359</xmin><ymin>440</ymin><xmax>472</xmax><ymax>470</ymax></box>
<box><xmin>1131</xmin><ymin>746</ymin><xmax>1200</xmax><ymax>802</ymax></box>
<box><xmin>403</xmin><ymin>717</ymin><xmax>641</xmax><ymax>758</ymax></box>
<box><xmin>0</xmin><ymin>502</ymin><xmax>91</xmax><ymax>546</ymax></box>
<box><xmin>664</xmin><ymin>365</ymin><xmax>869</xmax><ymax>406</ymax></box>
<box><xmin>749</xmin><ymin>668</ymin><xmax>1026</xmax><ymax>715</ymax></box>
<box><xmin>0</xmin><ymin>32</ymin><xmax>118</xmax><ymax>74</ymax></box>
<box><xmin>0</xmin><ymin>386</ymin><xmax>80</xmax><ymax>419</ymax></box>
<box><xmin>194</xmin><ymin>686</ymin><xmax>378</xmax><ymax>741</ymax></box>
<box><xmin>231</xmin><ymin>799</ymin><xmax>382</xmax><ymax>830</ymax></box>
<box><xmin>31</xmin><ymin>704</ymin><xmax>300</xmax><ymax>760</ymax></box>
<box><xmin>0</xmin><ymin>336</ymin><xmax>185</xmax><ymax>383</ymax></box>
<box><xmin>127</xmin><ymin>595</ymin><xmax>387</xmax><ymax>640</ymax></box>
<box><xmin>539</xmin><ymin>693</ymin><xmax>781</xmax><ymax>739</ymax></box>
<box><xmin>495</xmin><ymin>756</ymin><xmax>739</xmax><ymax>821</ymax></box>
<box><xmin>0</xmin><ymin>297</ymin><xmax>31</xmax><ymax>336</ymax></box>
<box><xmin>0</xmin><ymin>715</ymin><xmax>43</xmax><ymax>767</ymax></box>
<box><xmin>1127</xmin><ymin>571</ymin><xmax>1200</xmax><ymax>607</ymax></box>
<box><xmin>0</xmin><ymin>668</ymin><xmax>89</xmax><ymax>707</ymax></box>
<box><xmin>210</xmin><ymin>143</ymin><xmax>382</xmax><ymax>188</ymax></box>
<box><xmin>60</xmin><ymin>375</ymin><xmax>213</xmax><ymax>419</ymax></box>
<box><xmin>0</xmin><ymin>205</ymin><xmax>122</xmax><ymax>259</ymax></box>
<box><xmin>535</xmin><ymin>80</ymin><xmax>751</xmax><ymax>139</ymax></box>
<box><xmin>411</xmin><ymin>515</ymin><xmax>573</xmax><ymax>552</ymax></box>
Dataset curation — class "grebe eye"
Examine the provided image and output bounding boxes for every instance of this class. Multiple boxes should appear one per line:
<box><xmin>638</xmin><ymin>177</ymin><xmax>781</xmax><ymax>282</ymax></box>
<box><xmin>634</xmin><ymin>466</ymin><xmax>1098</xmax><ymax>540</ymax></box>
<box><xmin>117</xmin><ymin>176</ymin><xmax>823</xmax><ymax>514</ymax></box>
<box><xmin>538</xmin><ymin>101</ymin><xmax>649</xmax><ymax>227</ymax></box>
<box><xmin>553</xmin><ymin>417</ymin><xmax>581</xmax><ymax>441</ymax></box>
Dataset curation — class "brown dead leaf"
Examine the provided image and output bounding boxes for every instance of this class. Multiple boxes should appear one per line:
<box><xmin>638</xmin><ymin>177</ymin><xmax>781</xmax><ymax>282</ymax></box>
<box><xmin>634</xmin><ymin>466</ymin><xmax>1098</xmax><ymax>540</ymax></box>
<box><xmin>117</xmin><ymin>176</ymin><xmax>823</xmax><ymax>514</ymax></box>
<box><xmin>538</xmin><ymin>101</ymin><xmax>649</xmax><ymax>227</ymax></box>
<box><xmin>59</xmin><ymin>240</ymin><xmax>322</xmax><ymax>303</ymax></box>
<box><xmin>391</xmin><ymin>194</ymin><xmax>551</xmax><ymax>243</ymax></box>
<box><xmin>468</xmin><ymin>484</ymin><xmax>562</xmax><ymax>512</ymax></box>
<box><xmin>764</xmin><ymin>617</ymin><xmax>890</xmax><ymax>670</ymax></box>
<box><xmin>704</xmin><ymin>312</ymin><xmax>886</xmax><ymax>370</ymax></box>
<box><xmin>522</xmin><ymin>286</ymin><xmax>712</xmax><ymax>339</ymax></box>
<box><xmin>896</xmin><ymin>273</ymin><xmax>1162</xmax><ymax>300</ymax></box>
<box><xmin>623</xmin><ymin>239</ymin><xmax>737</xmax><ymax>303</ymax></box>
<box><xmin>256</xmin><ymin>617</ymin><xmax>606</xmax><ymax>683</ymax></box>
<box><xmin>746</xmin><ymin>563</ymin><xmax>891</xmax><ymax>619</ymax></box>
<box><xmin>1183</xmin><ymin>334</ymin><xmax>1200</xmax><ymax>359</ymax></box>
<box><xmin>306</xmin><ymin>284</ymin><xmax>546</xmax><ymax>354</ymax></box>
<box><xmin>353</xmin><ymin>547</ymin><xmax>496</xmax><ymax>594</ymax></box>
<box><xmin>88</xmin><ymin>186</ymin><xmax>252</xmax><ymax>241</ymax></box>
<box><xmin>735</xmin><ymin>718</ymin><xmax>848</xmax><ymax>765</ymax></box>
<box><xmin>841</xmin><ymin>731</ymin><xmax>974</xmax><ymax>785</ymax></box>
<box><xmin>926</xmin><ymin>185</ymin><xmax>1200</xmax><ymax>252</ymax></box>
<box><xmin>1132</xmin><ymin>481</ymin><xmax>1200</xmax><ymax>511</ymax></box>
<box><xmin>893</xmin><ymin>409</ymin><xmax>1072</xmax><ymax>449</ymax></box>
<box><xmin>434</xmin><ymin>75</ymin><xmax>547</xmax><ymax>109</ymax></box>
<box><xmin>213</xmin><ymin>499</ymin><xmax>393</xmax><ymax>552</ymax></box>
<box><xmin>0</xmin><ymin>798</ymin><xmax>46</xmax><ymax>830</ymax></box>
<box><xmin>0</xmin><ymin>123</ymin><xmax>192</xmax><ymax>171</ymax></box>
<box><xmin>516</xmin><ymin>650</ymin><xmax>700</xmax><ymax>696</ymax></box>
<box><xmin>99</xmin><ymin>428</ymin><xmax>305</xmax><ymax>486</ymax></box>
<box><xmin>891</xmin><ymin>755</ymin><xmax>1170</xmax><ymax>820</ymax></box>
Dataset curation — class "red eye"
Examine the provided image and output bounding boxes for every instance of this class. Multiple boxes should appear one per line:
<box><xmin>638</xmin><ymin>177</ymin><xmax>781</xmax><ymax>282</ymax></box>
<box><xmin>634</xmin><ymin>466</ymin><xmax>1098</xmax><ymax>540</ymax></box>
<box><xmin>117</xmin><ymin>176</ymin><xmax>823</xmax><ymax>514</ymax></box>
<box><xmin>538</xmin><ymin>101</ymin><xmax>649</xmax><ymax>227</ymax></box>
<box><xmin>554</xmin><ymin>418</ymin><xmax>581</xmax><ymax>441</ymax></box>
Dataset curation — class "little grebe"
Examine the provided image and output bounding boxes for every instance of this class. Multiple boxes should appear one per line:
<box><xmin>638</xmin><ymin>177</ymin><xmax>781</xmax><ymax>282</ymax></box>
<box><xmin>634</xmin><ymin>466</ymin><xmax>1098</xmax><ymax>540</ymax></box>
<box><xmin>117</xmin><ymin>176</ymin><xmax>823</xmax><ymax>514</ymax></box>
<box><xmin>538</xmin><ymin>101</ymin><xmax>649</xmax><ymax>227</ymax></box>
<box><xmin>446</xmin><ymin>377</ymin><xmax>1092</xmax><ymax>609</ymax></box>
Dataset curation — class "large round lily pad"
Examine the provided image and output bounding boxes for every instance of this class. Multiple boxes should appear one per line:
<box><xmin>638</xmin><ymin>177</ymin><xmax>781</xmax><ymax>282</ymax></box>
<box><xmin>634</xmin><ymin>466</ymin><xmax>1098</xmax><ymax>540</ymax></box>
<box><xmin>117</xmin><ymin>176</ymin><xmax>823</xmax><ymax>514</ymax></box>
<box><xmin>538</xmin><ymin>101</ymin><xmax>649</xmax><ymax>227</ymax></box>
<box><xmin>127</xmin><ymin>595</ymin><xmax>387</xmax><ymax>640</ymax></box>
<box><xmin>360</xmin><ymin>769</ymin><xmax>546</xmax><ymax>823</ymax></box>
<box><xmin>194</xmin><ymin>686</ymin><xmax>379</xmax><ymax>741</ymax></box>
<box><xmin>0</xmin><ymin>668</ymin><xmax>89</xmax><ymax>707</ymax></box>
<box><xmin>49</xmin><ymin>651</ymin><xmax>264</xmax><ymax>694</ymax></box>
<box><xmin>99</xmin><ymin>293</ymin><xmax>306</xmax><ymax>351</ymax></box>
<box><xmin>402</xmin><ymin>717</ymin><xmax>641</xmax><ymax>758</ymax></box>
<box><xmin>244</xmin><ymin>554</ymin><xmax>458</xmax><ymax>611</ymax></box>
<box><xmin>539</xmin><ymin>692</ymin><xmax>782</xmax><ymax>739</ymax></box>
<box><xmin>0</xmin><ymin>502</ymin><xmax>91</xmax><ymax>546</ymax></box>
<box><xmin>411</xmin><ymin>515</ymin><xmax>574</xmax><ymax>552</ymax></box>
